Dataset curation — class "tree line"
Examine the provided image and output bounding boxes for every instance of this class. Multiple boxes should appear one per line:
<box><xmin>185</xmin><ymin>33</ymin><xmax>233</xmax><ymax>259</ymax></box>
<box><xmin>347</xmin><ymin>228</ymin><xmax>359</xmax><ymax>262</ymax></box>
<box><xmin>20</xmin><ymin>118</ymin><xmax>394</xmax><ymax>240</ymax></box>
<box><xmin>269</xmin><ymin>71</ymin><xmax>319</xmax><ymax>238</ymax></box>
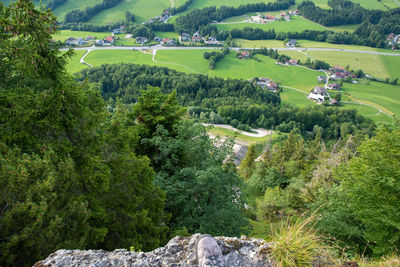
<box><xmin>203</xmin><ymin>46</ymin><xmax>230</xmax><ymax>69</ymax></box>
<box><xmin>168</xmin><ymin>0</ymin><xmax>194</xmax><ymax>15</ymax></box>
<box><xmin>76</xmin><ymin>64</ymin><xmax>375</xmax><ymax>140</ymax></box>
<box><xmin>46</xmin><ymin>0</ymin><xmax>68</xmax><ymax>10</ymax></box>
<box><xmin>298</xmin><ymin>0</ymin><xmax>368</xmax><ymax>26</ymax></box>
<box><xmin>175</xmin><ymin>0</ymin><xmax>295</xmax><ymax>33</ymax></box>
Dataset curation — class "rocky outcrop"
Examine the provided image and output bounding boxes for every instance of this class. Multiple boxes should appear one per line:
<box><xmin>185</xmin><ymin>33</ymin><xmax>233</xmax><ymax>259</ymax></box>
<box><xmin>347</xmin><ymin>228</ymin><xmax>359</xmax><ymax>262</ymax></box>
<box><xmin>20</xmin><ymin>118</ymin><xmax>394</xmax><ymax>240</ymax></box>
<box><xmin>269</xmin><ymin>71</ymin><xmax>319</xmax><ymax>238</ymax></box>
<box><xmin>34</xmin><ymin>234</ymin><xmax>274</xmax><ymax>267</ymax></box>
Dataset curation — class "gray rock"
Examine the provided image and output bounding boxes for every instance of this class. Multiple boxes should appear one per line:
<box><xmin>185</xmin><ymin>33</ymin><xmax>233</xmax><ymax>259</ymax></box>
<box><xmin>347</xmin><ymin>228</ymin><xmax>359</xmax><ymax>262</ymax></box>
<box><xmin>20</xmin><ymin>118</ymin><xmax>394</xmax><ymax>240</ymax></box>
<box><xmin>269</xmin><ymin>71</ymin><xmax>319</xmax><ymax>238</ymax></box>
<box><xmin>34</xmin><ymin>234</ymin><xmax>274</xmax><ymax>267</ymax></box>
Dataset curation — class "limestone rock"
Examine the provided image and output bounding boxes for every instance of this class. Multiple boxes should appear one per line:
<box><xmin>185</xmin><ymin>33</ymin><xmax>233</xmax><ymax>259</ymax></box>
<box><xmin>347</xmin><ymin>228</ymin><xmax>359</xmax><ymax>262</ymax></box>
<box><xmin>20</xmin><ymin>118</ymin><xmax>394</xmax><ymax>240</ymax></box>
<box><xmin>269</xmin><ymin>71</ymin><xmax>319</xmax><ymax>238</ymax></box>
<box><xmin>34</xmin><ymin>234</ymin><xmax>274</xmax><ymax>267</ymax></box>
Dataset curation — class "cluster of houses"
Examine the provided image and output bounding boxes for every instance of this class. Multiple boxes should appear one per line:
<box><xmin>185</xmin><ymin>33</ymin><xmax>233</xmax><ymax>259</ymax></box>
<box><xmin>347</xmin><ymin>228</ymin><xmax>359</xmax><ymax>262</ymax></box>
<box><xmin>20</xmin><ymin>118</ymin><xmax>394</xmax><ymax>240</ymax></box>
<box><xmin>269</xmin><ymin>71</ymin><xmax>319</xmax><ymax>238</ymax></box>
<box><xmin>179</xmin><ymin>32</ymin><xmax>222</xmax><ymax>45</ymax></box>
<box><xmin>329</xmin><ymin>65</ymin><xmax>356</xmax><ymax>80</ymax></box>
<box><xmin>255</xmin><ymin>78</ymin><xmax>279</xmax><ymax>92</ymax></box>
<box><xmin>247</xmin><ymin>10</ymin><xmax>300</xmax><ymax>24</ymax></box>
<box><xmin>148</xmin><ymin>9</ymin><xmax>170</xmax><ymax>24</ymax></box>
<box><xmin>96</xmin><ymin>36</ymin><xmax>117</xmax><ymax>46</ymax></box>
<box><xmin>387</xmin><ymin>33</ymin><xmax>400</xmax><ymax>50</ymax></box>
<box><xmin>307</xmin><ymin>65</ymin><xmax>352</xmax><ymax>104</ymax></box>
<box><xmin>65</xmin><ymin>36</ymin><xmax>95</xmax><ymax>46</ymax></box>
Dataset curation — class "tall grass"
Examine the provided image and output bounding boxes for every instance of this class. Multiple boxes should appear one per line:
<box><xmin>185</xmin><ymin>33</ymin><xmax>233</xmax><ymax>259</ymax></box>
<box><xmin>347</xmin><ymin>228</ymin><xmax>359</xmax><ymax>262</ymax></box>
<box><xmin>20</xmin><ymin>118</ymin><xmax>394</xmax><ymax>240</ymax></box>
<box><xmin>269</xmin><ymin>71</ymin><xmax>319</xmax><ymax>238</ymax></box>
<box><xmin>269</xmin><ymin>215</ymin><xmax>335</xmax><ymax>267</ymax></box>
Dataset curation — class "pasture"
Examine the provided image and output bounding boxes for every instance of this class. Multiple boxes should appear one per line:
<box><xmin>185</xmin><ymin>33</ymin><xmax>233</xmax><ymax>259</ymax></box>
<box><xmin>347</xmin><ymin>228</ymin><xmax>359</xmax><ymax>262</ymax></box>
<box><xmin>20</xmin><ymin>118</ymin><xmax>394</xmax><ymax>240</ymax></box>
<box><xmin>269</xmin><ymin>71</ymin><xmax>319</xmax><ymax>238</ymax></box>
<box><xmin>216</xmin><ymin>16</ymin><xmax>328</xmax><ymax>33</ymax></box>
<box><xmin>342</xmin><ymin>81</ymin><xmax>400</xmax><ymax>115</ymax></box>
<box><xmin>303</xmin><ymin>51</ymin><xmax>400</xmax><ymax>80</ymax></box>
<box><xmin>52</xmin><ymin>30</ymin><xmax>110</xmax><ymax>41</ymax></box>
<box><xmin>69</xmin><ymin>48</ymin><xmax>400</xmax><ymax>123</ymax></box>
<box><xmin>88</xmin><ymin>0</ymin><xmax>170</xmax><ymax>25</ymax></box>
<box><xmin>65</xmin><ymin>50</ymin><xmax>89</xmax><ymax>73</ymax></box>
<box><xmin>52</xmin><ymin>0</ymin><xmax>102</xmax><ymax>22</ymax></box>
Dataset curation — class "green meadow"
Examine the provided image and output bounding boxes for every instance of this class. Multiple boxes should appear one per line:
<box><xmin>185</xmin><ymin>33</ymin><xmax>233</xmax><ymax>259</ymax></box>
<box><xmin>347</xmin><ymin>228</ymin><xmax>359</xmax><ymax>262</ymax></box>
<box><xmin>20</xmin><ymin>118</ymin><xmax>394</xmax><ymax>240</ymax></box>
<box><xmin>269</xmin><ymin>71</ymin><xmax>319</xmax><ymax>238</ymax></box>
<box><xmin>154</xmin><ymin>31</ymin><xmax>179</xmax><ymax>39</ymax></box>
<box><xmin>217</xmin><ymin>16</ymin><xmax>328</xmax><ymax>33</ymax></box>
<box><xmin>88</xmin><ymin>0</ymin><xmax>170</xmax><ymax>25</ymax></box>
<box><xmin>304</xmin><ymin>51</ymin><xmax>400</xmax><ymax>80</ymax></box>
<box><xmin>342</xmin><ymin>81</ymin><xmax>400</xmax><ymax>115</ymax></box>
<box><xmin>65</xmin><ymin>50</ymin><xmax>89</xmax><ymax>73</ymax></box>
<box><xmin>326</xmin><ymin>24</ymin><xmax>361</xmax><ymax>33</ymax></box>
<box><xmin>234</xmin><ymin>39</ymin><xmax>396</xmax><ymax>53</ymax></box>
<box><xmin>52</xmin><ymin>0</ymin><xmax>102</xmax><ymax>22</ymax></box>
<box><xmin>52</xmin><ymin>30</ymin><xmax>110</xmax><ymax>41</ymax></box>
<box><xmin>68</xmin><ymin>48</ymin><xmax>400</xmax><ymax>123</ymax></box>
<box><xmin>280</xmin><ymin>87</ymin><xmax>312</xmax><ymax>107</ymax></box>
<box><xmin>341</xmin><ymin>103</ymin><xmax>393</xmax><ymax>123</ymax></box>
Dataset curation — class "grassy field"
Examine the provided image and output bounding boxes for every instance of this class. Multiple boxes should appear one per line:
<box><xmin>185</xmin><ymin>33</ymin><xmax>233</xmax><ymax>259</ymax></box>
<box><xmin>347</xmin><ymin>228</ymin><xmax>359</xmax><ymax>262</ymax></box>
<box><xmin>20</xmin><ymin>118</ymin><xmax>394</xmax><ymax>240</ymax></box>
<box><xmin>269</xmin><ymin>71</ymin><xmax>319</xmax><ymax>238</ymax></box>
<box><xmin>154</xmin><ymin>31</ymin><xmax>179</xmax><ymax>39</ymax></box>
<box><xmin>72</xmin><ymin>48</ymin><xmax>400</xmax><ymax>123</ymax></box>
<box><xmin>217</xmin><ymin>16</ymin><xmax>328</xmax><ymax>33</ymax></box>
<box><xmin>303</xmin><ymin>51</ymin><xmax>400</xmax><ymax>80</ymax></box>
<box><xmin>84</xmin><ymin>49</ymin><xmax>156</xmax><ymax>66</ymax></box>
<box><xmin>52</xmin><ymin>30</ymin><xmax>110</xmax><ymax>41</ymax></box>
<box><xmin>341</xmin><ymin>103</ymin><xmax>393</xmax><ymax>123</ymax></box>
<box><xmin>342</xmin><ymin>81</ymin><xmax>400</xmax><ymax>115</ymax></box>
<box><xmin>65</xmin><ymin>50</ymin><xmax>89</xmax><ymax>73</ymax></box>
<box><xmin>88</xmin><ymin>0</ymin><xmax>170</xmax><ymax>25</ymax></box>
<box><xmin>280</xmin><ymin>87</ymin><xmax>313</xmax><ymax>107</ymax></box>
<box><xmin>234</xmin><ymin>39</ymin><xmax>396</xmax><ymax>54</ymax></box>
<box><xmin>52</xmin><ymin>0</ymin><xmax>102</xmax><ymax>22</ymax></box>
<box><xmin>326</xmin><ymin>24</ymin><xmax>361</xmax><ymax>32</ymax></box>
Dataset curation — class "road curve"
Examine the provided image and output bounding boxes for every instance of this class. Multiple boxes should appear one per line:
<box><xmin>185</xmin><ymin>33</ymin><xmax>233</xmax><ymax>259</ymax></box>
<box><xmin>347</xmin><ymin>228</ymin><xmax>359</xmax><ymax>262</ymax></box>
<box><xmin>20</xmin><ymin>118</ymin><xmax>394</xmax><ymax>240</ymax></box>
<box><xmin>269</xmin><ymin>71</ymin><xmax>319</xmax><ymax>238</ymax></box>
<box><xmin>60</xmin><ymin>45</ymin><xmax>400</xmax><ymax>56</ymax></box>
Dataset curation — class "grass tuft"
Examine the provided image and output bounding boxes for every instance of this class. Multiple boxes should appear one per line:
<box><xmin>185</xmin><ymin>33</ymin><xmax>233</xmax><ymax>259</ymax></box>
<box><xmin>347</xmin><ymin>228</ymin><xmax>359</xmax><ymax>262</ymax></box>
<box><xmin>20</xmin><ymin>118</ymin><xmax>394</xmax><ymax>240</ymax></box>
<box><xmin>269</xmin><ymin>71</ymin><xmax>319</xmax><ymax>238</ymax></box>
<box><xmin>270</xmin><ymin>215</ymin><xmax>335</xmax><ymax>267</ymax></box>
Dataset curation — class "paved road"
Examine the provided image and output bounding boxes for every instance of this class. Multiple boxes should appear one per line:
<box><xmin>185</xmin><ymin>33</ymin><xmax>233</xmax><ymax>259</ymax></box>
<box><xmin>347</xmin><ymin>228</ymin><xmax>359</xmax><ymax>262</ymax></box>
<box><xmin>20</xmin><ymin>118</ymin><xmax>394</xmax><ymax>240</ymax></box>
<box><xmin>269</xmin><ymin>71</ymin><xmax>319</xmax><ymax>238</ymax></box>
<box><xmin>202</xmin><ymin>124</ymin><xmax>274</xmax><ymax>137</ymax></box>
<box><xmin>61</xmin><ymin>45</ymin><xmax>400</xmax><ymax>56</ymax></box>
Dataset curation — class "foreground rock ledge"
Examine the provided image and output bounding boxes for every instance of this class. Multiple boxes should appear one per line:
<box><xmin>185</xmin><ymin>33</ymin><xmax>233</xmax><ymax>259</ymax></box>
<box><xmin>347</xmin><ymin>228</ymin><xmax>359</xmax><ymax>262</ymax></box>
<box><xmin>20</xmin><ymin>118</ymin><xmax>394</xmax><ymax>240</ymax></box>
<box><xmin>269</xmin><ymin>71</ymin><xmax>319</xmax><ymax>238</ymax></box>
<box><xmin>34</xmin><ymin>234</ymin><xmax>274</xmax><ymax>267</ymax></box>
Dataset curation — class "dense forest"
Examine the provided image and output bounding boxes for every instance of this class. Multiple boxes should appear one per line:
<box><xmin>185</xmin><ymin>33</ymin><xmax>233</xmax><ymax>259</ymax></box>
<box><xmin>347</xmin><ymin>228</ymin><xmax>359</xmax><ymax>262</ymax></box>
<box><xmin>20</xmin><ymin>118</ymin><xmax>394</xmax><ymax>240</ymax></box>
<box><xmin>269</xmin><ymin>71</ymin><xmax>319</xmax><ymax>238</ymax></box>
<box><xmin>76</xmin><ymin>64</ymin><xmax>374</xmax><ymax>140</ymax></box>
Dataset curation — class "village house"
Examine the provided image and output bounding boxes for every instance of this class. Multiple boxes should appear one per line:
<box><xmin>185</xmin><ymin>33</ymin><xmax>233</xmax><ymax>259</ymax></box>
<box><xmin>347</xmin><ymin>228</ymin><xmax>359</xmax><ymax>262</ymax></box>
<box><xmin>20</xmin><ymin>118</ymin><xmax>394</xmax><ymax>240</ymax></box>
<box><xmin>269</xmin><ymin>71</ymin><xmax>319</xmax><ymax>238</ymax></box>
<box><xmin>95</xmin><ymin>39</ymin><xmax>107</xmax><ymax>46</ymax></box>
<box><xmin>288</xmin><ymin>59</ymin><xmax>298</xmax><ymax>65</ymax></box>
<box><xmin>65</xmin><ymin>37</ymin><xmax>86</xmax><ymax>46</ymax></box>
<box><xmin>317</xmin><ymin>75</ymin><xmax>327</xmax><ymax>83</ymax></box>
<box><xmin>308</xmin><ymin>86</ymin><xmax>326</xmax><ymax>101</ymax></box>
<box><xmin>180</xmin><ymin>33</ymin><xmax>191</xmax><ymax>42</ymax></box>
<box><xmin>279</xmin><ymin>12</ymin><xmax>290</xmax><ymax>21</ymax></box>
<box><xmin>327</xmin><ymin>83</ymin><xmax>341</xmax><ymax>90</ymax></box>
<box><xmin>238</xmin><ymin>51</ymin><xmax>250</xmax><ymax>59</ymax></box>
<box><xmin>111</xmin><ymin>25</ymin><xmax>125</xmax><ymax>35</ymax></box>
<box><xmin>251</xmin><ymin>16</ymin><xmax>262</xmax><ymax>23</ymax></box>
<box><xmin>86</xmin><ymin>36</ymin><xmax>95</xmax><ymax>41</ymax></box>
<box><xmin>256</xmin><ymin>78</ymin><xmax>278</xmax><ymax>91</ymax></box>
<box><xmin>265</xmin><ymin>14</ymin><xmax>276</xmax><ymax>21</ymax></box>
<box><xmin>135</xmin><ymin>36</ymin><xmax>148</xmax><ymax>44</ymax></box>
<box><xmin>205</xmin><ymin>36</ymin><xmax>221</xmax><ymax>45</ymax></box>
<box><xmin>154</xmin><ymin>36</ymin><xmax>162</xmax><ymax>42</ymax></box>
<box><xmin>192</xmin><ymin>32</ymin><xmax>203</xmax><ymax>43</ymax></box>
<box><xmin>105</xmin><ymin>36</ymin><xmax>116</xmax><ymax>44</ymax></box>
<box><xmin>161</xmin><ymin>38</ymin><xmax>175</xmax><ymax>46</ymax></box>
<box><xmin>286</xmin><ymin>39</ymin><xmax>297</xmax><ymax>48</ymax></box>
